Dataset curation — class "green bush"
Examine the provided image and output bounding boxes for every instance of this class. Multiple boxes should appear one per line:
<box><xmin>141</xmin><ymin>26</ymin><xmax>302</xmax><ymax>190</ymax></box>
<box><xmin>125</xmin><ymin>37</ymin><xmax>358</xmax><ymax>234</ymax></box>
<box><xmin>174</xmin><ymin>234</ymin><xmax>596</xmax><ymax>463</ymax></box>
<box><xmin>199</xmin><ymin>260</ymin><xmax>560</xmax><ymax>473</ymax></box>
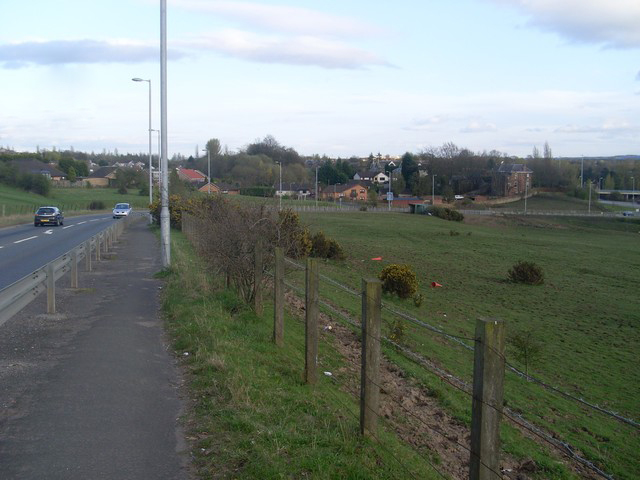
<box><xmin>240</xmin><ymin>186</ymin><xmax>276</xmax><ymax>197</ymax></box>
<box><xmin>508</xmin><ymin>260</ymin><xmax>544</xmax><ymax>285</ymax></box>
<box><xmin>88</xmin><ymin>200</ymin><xmax>106</xmax><ymax>210</ymax></box>
<box><xmin>379</xmin><ymin>264</ymin><xmax>418</xmax><ymax>299</ymax></box>
<box><xmin>428</xmin><ymin>206</ymin><xmax>464</xmax><ymax>222</ymax></box>
<box><xmin>310</xmin><ymin>231</ymin><xmax>345</xmax><ymax>260</ymax></box>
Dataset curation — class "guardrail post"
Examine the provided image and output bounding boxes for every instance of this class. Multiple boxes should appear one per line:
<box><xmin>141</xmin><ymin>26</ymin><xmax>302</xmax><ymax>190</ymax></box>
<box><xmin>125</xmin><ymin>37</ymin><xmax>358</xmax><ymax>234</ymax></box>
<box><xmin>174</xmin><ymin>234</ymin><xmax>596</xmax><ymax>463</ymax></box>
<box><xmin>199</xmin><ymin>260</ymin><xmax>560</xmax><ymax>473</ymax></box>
<box><xmin>85</xmin><ymin>240</ymin><xmax>92</xmax><ymax>271</ymax></box>
<box><xmin>273</xmin><ymin>247</ymin><xmax>284</xmax><ymax>347</ymax></box>
<box><xmin>470</xmin><ymin>318</ymin><xmax>505</xmax><ymax>480</ymax></box>
<box><xmin>47</xmin><ymin>263</ymin><xmax>55</xmax><ymax>314</ymax></box>
<box><xmin>360</xmin><ymin>278</ymin><xmax>382</xmax><ymax>437</ymax></box>
<box><xmin>71</xmin><ymin>249</ymin><xmax>78</xmax><ymax>288</ymax></box>
<box><xmin>96</xmin><ymin>235</ymin><xmax>101</xmax><ymax>262</ymax></box>
<box><xmin>305</xmin><ymin>258</ymin><xmax>319</xmax><ymax>385</ymax></box>
<box><xmin>253</xmin><ymin>241</ymin><xmax>263</xmax><ymax>315</ymax></box>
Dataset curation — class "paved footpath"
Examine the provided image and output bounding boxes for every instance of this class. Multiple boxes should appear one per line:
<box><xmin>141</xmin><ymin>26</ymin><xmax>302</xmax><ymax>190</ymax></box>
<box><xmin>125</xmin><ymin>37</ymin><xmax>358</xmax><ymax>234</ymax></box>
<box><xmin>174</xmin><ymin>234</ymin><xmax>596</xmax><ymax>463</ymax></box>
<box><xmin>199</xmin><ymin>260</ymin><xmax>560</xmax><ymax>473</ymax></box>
<box><xmin>0</xmin><ymin>217</ymin><xmax>191</xmax><ymax>480</ymax></box>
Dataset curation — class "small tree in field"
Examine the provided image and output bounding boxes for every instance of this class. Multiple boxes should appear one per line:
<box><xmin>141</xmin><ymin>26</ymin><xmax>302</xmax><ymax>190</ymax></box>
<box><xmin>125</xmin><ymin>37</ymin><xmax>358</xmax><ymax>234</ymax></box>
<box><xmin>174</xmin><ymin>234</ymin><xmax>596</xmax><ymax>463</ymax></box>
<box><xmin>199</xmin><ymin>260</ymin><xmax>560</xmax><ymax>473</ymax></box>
<box><xmin>508</xmin><ymin>329</ymin><xmax>543</xmax><ymax>377</ymax></box>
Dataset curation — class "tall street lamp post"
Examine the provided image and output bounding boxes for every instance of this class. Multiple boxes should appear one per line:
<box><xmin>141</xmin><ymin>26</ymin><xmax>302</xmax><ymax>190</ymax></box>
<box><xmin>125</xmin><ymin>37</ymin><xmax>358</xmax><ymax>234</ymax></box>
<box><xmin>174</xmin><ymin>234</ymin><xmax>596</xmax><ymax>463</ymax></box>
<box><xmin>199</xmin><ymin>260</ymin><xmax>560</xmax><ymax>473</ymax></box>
<box><xmin>632</xmin><ymin>177</ymin><xmax>635</xmax><ymax>204</ymax></box>
<box><xmin>160</xmin><ymin>0</ymin><xmax>170</xmax><ymax>267</ymax></box>
<box><xmin>315</xmin><ymin>165</ymin><xmax>318</xmax><ymax>208</ymax></box>
<box><xmin>132</xmin><ymin>77</ymin><xmax>153</xmax><ymax>207</ymax></box>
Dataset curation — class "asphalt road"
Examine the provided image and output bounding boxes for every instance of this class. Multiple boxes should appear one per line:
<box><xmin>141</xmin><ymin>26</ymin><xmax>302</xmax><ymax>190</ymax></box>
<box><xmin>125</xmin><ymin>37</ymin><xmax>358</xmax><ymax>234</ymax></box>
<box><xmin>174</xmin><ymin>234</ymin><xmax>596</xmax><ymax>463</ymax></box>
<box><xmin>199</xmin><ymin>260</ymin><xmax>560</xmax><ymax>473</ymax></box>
<box><xmin>0</xmin><ymin>217</ymin><xmax>191</xmax><ymax>479</ymax></box>
<box><xmin>0</xmin><ymin>213</ymin><xmax>122</xmax><ymax>290</ymax></box>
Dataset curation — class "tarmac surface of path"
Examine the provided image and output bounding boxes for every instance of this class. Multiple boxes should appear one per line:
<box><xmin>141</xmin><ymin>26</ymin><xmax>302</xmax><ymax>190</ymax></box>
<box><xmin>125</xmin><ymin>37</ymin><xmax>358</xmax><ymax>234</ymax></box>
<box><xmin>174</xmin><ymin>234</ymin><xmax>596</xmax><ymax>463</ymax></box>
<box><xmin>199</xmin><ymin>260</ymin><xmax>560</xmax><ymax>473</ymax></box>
<box><xmin>0</xmin><ymin>217</ymin><xmax>191</xmax><ymax>479</ymax></box>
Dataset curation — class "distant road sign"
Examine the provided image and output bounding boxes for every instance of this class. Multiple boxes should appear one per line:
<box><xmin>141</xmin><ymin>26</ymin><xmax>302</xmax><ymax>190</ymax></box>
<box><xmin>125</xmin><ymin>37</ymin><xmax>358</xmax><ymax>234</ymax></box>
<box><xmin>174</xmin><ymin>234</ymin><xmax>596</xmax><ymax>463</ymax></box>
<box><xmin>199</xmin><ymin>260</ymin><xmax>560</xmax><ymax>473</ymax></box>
<box><xmin>386</xmin><ymin>192</ymin><xmax>394</xmax><ymax>201</ymax></box>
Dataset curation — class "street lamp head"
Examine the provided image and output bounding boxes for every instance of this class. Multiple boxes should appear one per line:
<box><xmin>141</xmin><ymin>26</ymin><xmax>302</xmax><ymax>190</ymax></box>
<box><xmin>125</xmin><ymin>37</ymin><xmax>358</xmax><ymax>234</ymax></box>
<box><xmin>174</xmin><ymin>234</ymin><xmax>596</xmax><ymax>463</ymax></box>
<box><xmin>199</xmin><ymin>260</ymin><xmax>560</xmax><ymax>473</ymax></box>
<box><xmin>132</xmin><ymin>77</ymin><xmax>149</xmax><ymax>83</ymax></box>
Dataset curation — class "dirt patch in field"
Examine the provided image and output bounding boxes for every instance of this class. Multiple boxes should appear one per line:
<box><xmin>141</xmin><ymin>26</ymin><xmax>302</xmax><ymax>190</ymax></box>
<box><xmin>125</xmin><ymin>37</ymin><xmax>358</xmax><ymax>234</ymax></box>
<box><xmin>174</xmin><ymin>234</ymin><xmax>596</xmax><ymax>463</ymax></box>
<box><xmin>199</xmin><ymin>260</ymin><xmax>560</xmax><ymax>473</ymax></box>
<box><xmin>283</xmin><ymin>291</ymin><xmax>598</xmax><ymax>479</ymax></box>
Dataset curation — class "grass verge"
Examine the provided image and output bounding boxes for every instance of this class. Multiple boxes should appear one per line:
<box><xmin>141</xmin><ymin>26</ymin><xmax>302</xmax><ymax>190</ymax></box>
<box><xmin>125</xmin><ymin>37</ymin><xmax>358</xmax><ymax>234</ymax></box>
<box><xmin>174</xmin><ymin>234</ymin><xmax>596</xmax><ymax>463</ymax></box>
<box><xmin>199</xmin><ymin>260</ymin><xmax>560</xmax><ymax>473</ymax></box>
<box><xmin>161</xmin><ymin>230</ymin><xmax>445</xmax><ymax>479</ymax></box>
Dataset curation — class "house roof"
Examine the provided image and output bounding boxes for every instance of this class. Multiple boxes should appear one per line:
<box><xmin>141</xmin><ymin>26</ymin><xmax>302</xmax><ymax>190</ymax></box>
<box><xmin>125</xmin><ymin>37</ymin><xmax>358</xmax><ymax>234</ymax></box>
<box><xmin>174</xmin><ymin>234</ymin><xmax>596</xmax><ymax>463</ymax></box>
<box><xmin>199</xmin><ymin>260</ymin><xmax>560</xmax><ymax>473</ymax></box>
<box><xmin>10</xmin><ymin>159</ymin><xmax>66</xmax><ymax>177</ymax></box>
<box><xmin>178</xmin><ymin>168</ymin><xmax>206</xmax><ymax>180</ymax></box>
<box><xmin>88</xmin><ymin>166</ymin><xmax>118</xmax><ymax>178</ymax></box>
<box><xmin>496</xmin><ymin>163</ymin><xmax>533</xmax><ymax>174</ymax></box>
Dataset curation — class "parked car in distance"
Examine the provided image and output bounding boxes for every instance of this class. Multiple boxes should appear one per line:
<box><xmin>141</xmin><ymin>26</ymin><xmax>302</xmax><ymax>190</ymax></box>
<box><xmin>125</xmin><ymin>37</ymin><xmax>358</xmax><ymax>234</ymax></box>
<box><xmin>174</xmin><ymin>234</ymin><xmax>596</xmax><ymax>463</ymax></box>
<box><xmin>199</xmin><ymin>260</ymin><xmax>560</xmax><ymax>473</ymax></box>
<box><xmin>454</xmin><ymin>195</ymin><xmax>464</xmax><ymax>200</ymax></box>
<box><xmin>34</xmin><ymin>206</ymin><xmax>64</xmax><ymax>226</ymax></box>
<box><xmin>621</xmin><ymin>211</ymin><xmax>635</xmax><ymax>217</ymax></box>
<box><xmin>112</xmin><ymin>203</ymin><xmax>132</xmax><ymax>219</ymax></box>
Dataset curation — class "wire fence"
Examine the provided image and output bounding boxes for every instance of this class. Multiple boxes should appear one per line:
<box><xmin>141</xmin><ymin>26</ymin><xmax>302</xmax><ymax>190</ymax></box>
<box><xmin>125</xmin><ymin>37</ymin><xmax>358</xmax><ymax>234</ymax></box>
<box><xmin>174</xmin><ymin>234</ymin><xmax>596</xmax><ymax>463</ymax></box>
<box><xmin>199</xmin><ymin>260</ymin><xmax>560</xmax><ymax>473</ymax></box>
<box><xmin>180</xmin><ymin>213</ymin><xmax>634</xmax><ymax>480</ymax></box>
<box><xmin>279</xmin><ymin>256</ymin><xmax>630</xmax><ymax>479</ymax></box>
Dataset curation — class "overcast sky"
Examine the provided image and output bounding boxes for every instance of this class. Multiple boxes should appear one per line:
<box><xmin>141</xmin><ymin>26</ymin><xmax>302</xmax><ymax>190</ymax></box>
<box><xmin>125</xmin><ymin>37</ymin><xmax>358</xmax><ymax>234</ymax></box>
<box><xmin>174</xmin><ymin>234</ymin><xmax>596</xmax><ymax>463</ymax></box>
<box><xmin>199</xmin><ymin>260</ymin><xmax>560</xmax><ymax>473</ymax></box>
<box><xmin>1</xmin><ymin>0</ymin><xmax>639</xmax><ymax>159</ymax></box>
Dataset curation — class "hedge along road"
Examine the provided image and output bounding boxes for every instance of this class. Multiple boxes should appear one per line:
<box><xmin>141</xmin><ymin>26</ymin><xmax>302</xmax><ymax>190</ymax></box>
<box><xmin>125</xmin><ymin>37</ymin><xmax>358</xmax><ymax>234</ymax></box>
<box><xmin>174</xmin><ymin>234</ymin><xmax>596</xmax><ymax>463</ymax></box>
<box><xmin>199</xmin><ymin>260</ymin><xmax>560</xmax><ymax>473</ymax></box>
<box><xmin>0</xmin><ymin>213</ymin><xmax>122</xmax><ymax>290</ymax></box>
<box><xmin>0</xmin><ymin>217</ymin><xmax>192</xmax><ymax>480</ymax></box>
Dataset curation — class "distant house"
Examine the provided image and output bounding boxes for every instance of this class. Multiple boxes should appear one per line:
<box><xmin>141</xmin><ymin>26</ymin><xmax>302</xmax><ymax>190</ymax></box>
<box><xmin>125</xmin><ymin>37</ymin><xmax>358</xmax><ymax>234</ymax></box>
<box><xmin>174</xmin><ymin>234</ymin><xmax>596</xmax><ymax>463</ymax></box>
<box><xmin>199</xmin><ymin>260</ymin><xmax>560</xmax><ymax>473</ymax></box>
<box><xmin>492</xmin><ymin>164</ymin><xmax>532</xmax><ymax>197</ymax></box>
<box><xmin>86</xmin><ymin>166</ymin><xmax>118</xmax><ymax>187</ymax></box>
<box><xmin>354</xmin><ymin>170</ymin><xmax>388</xmax><ymax>185</ymax></box>
<box><xmin>278</xmin><ymin>183</ymin><xmax>313</xmax><ymax>199</ymax></box>
<box><xmin>198</xmin><ymin>182</ymin><xmax>240</xmax><ymax>195</ymax></box>
<box><xmin>321</xmin><ymin>182</ymin><xmax>368</xmax><ymax>202</ymax></box>
<box><xmin>9</xmin><ymin>159</ymin><xmax>67</xmax><ymax>181</ymax></box>
<box><xmin>177</xmin><ymin>167</ymin><xmax>207</xmax><ymax>185</ymax></box>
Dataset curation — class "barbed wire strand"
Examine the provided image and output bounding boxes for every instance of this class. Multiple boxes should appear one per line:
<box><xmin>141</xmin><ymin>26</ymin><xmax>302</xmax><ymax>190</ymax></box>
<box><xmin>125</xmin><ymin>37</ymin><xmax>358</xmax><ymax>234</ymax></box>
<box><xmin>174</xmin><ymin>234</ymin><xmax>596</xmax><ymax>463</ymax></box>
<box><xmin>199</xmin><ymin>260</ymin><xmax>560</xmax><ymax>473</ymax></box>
<box><xmin>284</xmin><ymin>279</ymin><xmax>616</xmax><ymax>480</ymax></box>
<box><xmin>284</xmin><ymin>258</ymin><xmax>639</xmax><ymax>429</ymax></box>
<box><xmin>360</xmin><ymin>371</ymin><xmax>507</xmax><ymax>480</ymax></box>
<box><xmin>320</xmin><ymin>370</ymin><xmax>445</xmax><ymax>480</ymax></box>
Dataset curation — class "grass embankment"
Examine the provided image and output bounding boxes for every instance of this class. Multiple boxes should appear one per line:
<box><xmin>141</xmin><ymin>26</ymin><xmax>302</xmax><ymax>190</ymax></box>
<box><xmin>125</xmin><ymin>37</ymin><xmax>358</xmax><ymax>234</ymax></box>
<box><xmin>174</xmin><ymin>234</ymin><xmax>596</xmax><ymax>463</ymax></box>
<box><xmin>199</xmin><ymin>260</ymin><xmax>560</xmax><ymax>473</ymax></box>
<box><xmin>0</xmin><ymin>184</ymin><xmax>149</xmax><ymax>226</ymax></box>
<box><xmin>161</xmin><ymin>231</ymin><xmax>442</xmax><ymax>479</ymax></box>
<box><xmin>289</xmin><ymin>210</ymin><xmax>639</xmax><ymax>479</ymax></box>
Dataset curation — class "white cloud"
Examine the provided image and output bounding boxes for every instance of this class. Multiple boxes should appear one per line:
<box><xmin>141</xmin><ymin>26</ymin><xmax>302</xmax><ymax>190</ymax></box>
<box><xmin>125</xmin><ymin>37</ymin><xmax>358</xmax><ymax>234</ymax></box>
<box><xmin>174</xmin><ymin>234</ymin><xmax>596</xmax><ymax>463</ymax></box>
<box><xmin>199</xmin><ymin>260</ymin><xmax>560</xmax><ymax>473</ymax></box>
<box><xmin>555</xmin><ymin>120</ymin><xmax>637</xmax><ymax>135</ymax></box>
<box><xmin>171</xmin><ymin>0</ymin><xmax>383</xmax><ymax>37</ymax></box>
<box><xmin>0</xmin><ymin>39</ymin><xmax>187</xmax><ymax>68</ymax></box>
<box><xmin>490</xmin><ymin>0</ymin><xmax>640</xmax><ymax>48</ymax></box>
<box><xmin>460</xmin><ymin>120</ymin><xmax>498</xmax><ymax>133</ymax></box>
<box><xmin>181</xmin><ymin>30</ymin><xmax>390</xmax><ymax>69</ymax></box>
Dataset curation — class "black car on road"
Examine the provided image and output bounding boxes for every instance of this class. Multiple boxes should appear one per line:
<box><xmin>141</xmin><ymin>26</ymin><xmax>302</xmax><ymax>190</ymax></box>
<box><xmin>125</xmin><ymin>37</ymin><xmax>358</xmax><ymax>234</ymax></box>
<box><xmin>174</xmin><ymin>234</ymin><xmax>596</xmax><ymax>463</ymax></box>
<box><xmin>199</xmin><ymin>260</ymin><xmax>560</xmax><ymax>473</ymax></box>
<box><xmin>34</xmin><ymin>206</ymin><xmax>64</xmax><ymax>226</ymax></box>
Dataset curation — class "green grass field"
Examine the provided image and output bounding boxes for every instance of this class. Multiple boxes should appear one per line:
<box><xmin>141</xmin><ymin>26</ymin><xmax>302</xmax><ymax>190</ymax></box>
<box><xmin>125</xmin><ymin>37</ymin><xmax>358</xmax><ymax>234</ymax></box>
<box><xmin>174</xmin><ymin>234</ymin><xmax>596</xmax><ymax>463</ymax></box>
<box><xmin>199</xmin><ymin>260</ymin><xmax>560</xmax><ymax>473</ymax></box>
<box><xmin>288</xmin><ymin>209</ymin><xmax>639</xmax><ymax>478</ymax></box>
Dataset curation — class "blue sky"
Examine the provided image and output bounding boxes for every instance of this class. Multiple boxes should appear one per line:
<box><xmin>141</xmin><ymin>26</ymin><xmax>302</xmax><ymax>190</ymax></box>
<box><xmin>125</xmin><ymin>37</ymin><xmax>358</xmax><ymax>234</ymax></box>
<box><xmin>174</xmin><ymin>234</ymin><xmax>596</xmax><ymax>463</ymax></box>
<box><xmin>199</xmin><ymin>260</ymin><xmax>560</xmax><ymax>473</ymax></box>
<box><xmin>1</xmin><ymin>0</ymin><xmax>639</xmax><ymax>158</ymax></box>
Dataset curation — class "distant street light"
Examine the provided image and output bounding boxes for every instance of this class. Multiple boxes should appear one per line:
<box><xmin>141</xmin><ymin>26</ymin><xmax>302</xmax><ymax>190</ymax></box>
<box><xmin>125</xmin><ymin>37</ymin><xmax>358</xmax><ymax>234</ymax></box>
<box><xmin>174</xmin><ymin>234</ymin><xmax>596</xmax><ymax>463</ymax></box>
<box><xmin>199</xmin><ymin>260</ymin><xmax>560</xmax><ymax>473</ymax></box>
<box><xmin>524</xmin><ymin>173</ymin><xmax>529</xmax><ymax>214</ymax></box>
<box><xmin>631</xmin><ymin>177</ymin><xmax>635</xmax><ymax>204</ymax></box>
<box><xmin>132</xmin><ymin>77</ymin><xmax>153</xmax><ymax>208</ymax></box>
<box><xmin>151</xmin><ymin>129</ymin><xmax>160</xmax><ymax>190</ymax></box>
<box><xmin>315</xmin><ymin>165</ymin><xmax>318</xmax><ymax>208</ymax></box>
<box><xmin>432</xmin><ymin>174</ymin><xmax>436</xmax><ymax>206</ymax></box>
<box><xmin>277</xmin><ymin>162</ymin><xmax>282</xmax><ymax>210</ymax></box>
<box><xmin>202</xmin><ymin>148</ymin><xmax>211</xmax><ymax>194</ymax></box>
<box><xmin>588</xmin><ymin>181</ymin><xmax>592</xmax><ymax>214</ymax></box>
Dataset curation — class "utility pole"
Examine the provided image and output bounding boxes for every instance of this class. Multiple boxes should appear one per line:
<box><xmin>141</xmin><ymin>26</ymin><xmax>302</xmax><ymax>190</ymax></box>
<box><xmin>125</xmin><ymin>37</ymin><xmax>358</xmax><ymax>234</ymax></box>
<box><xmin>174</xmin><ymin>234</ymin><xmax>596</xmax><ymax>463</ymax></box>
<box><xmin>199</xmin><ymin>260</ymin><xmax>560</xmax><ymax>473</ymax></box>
<box><xmin>160</xmin><ymin>0</ymin><xmax>170</xmax><ymax>267</ymax></box>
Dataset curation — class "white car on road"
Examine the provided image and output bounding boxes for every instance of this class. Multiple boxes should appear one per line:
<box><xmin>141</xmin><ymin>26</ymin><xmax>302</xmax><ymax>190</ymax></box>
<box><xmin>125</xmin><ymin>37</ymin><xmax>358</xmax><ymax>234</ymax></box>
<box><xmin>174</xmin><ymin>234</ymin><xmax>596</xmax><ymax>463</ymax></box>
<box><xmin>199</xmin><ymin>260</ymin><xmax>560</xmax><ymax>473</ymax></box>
<box><xmin>112</xmin><ymin>203</ymin><xmax>132</xmax><ymax>219</ymax></box>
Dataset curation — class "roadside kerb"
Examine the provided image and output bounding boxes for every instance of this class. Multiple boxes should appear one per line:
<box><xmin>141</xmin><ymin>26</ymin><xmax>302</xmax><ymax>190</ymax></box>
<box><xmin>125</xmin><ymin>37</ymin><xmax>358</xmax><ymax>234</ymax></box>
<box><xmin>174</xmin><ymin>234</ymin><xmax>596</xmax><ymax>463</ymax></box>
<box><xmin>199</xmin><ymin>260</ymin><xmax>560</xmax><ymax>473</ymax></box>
<box><xmin>0</xmin><ymin>215</ymin><xmax>133</xmax><ymax>327</ymax></box>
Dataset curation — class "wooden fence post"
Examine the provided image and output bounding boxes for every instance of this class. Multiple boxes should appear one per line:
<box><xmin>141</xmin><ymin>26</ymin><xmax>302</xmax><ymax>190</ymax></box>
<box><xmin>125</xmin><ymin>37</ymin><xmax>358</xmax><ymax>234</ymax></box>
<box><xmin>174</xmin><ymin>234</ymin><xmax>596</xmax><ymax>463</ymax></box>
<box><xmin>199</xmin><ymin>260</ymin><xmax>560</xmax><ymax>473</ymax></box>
<box><xmin>47</xmin><ymin>263</ymin><xmax>55</xmax><ymax>314</ymax></box>
<box><xmin>360</xmin><ymin>278</ymin><xmax>382</xmax><ymax>437</ymax></box>
<box><xmin>71</xmin><ymin>249</ymin><xmax>78</xmax><ymax>288</ymax></box>
<box><xmin>253</xmin><ymin>241</ymin><xmax>263</xmax><ymax>315</ymax></box>
<box><xmin>85</xmin><ymin>240</ymin><xmax>92</xmax><ymax>271</ymax></box>
<box><xmin>470</xmin><ymin>318</ymin><xmax>506</xmax><ymax>480</ymax></box>
<box><xmin>305</xmin><ymin>258</ymin><xmax>319</xmax><ymax>385</ymax></box>
<box><xmin>273</xmin><ymin>247</ymin><xmax>284</xmax><ymax>346</ymax></box>
<box><xmin>96</xmin><ymin>235</ymin><xmax>101</xmax><ymax>262</ymax></box>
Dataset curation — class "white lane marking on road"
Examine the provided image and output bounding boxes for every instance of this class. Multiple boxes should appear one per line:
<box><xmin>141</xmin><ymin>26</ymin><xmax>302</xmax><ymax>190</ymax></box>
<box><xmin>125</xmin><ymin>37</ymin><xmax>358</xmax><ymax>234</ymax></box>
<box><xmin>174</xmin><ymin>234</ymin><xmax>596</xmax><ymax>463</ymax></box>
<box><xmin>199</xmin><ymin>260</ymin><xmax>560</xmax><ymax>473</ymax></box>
<box><xmin>44</xmin><ymin>229</ymin><xmax>53</xmax><ymax>235</ymax></box>
<box><xmin>62</xmin><ymin>225</ymin><xmax>74</xmax><ymax>229</ymax></box>
<box><xmin>89</xmin><ymin>219</ymin><xmax>100</xmax><ymax>222</ymax></box>
<box><xmin>77</xmin><ymin>221</ymin><xmax>87</xmax><ymax>225</ymax></box>
<box><xmin>14</xmin><ymin>236</ymin><xmax>38</xmax><ymax>244</ymax></box>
